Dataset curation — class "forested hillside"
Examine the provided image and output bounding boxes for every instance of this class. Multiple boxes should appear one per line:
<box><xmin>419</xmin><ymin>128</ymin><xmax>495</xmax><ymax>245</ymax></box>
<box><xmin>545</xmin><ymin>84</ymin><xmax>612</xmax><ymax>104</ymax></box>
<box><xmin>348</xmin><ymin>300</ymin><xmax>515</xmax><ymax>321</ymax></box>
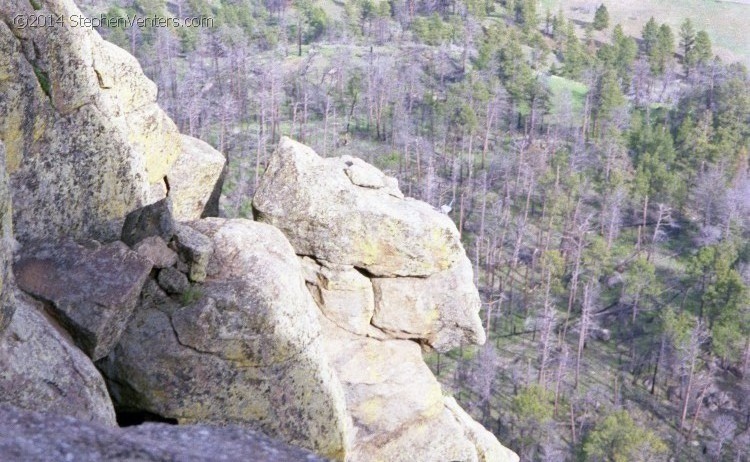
<box><xmin>78</xmin><ymin>0</ymin><xmax>750</xmax><ymax>459</ymax></box>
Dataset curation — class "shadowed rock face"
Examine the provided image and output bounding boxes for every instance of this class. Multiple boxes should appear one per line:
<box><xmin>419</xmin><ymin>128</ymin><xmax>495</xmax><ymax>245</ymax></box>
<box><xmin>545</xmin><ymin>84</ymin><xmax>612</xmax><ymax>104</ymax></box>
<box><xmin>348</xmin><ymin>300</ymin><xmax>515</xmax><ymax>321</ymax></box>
<box><xmin>0</xmin><ymin>405</ymin><xmax>326</xmax><ymax>462</ymax></box>
<box><xmin>14</xmin><ymin>239</ymin><xmax>153</xmax><ymax>360</ymax></box>
<box><xmin>0</xmin><ymin>0</ymin><xmax>224</xmax><ymax>244</ymax></box>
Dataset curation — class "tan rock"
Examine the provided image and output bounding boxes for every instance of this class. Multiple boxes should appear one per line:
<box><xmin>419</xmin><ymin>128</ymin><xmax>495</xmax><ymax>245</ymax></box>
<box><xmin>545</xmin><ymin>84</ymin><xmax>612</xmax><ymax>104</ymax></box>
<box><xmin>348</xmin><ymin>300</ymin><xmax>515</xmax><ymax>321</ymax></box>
<box><xmin>371</xmin><ymin>255</ymin><xmax>485</xmax><ymax>352</ymax></box>
<box><xmin>319</xmin><ymin>317</ymin><xmax>516</xmax><ymax>461</ymax></box>
<box><xmin>300</xmin><ymin>257</ymin><xmax>377</xmax><ymax>336</ymax></box>
<box><xmin>168</xmin><ymin>135</ymin><xmax>226</xmax><ymax>221</ymax></box>
<box><xmin>0</xmin><ymin>1</ymin><xmax>221</xmax><ymax>243</ymax></box>
<box><xmin>444</xmin><ymin>397</ymin><xmax>520</xmax><ymax>462</ymax></box>
<box><xmin>253</xmin><ymin>137</ymin><xmax>464</xmax><ymax>277</ymax></box>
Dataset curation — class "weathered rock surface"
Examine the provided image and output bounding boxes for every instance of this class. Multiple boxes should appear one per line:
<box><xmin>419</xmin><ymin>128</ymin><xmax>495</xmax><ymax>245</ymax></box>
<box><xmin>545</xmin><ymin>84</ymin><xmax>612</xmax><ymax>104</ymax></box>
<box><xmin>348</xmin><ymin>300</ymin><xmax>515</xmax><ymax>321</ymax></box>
<box><xmin>0</xmin><ymin>293</ymin><xmax>116</xmax><ymax>425</ymax></box>
<box><xmin>252</xmin><ymin>138</ymin><xmax>516</xmax><ymax>461</ymax></box>
<box><xmin>168</xmin><ymin>134</ymin><xmax>226</xmax><ymax>221</ymax></box>
<box><xmin>371</xmin><ymin>255</ymin><xmax>485</xmax><ymax>351</ymax></box>
<box><xmin>14</xmin><ymin>239</ymin><xmax>152</xmax><ymax>360</ymax></box>
<box><xmin>121</xmin><ymin>198</ymin><xmax>176</xmax><ymax>247</ymax></box>
<box><xmin>99</xmin><ymin>218</ymin><xmax>352</xmax><ymax>460</ymax></box>
<box><xmin>133</xmin><ymin>236</ymin><xmax>178</xmax><ymax>269</ymax></box>
<box><xmin>253</xmin><ymin>137</ymin><xmax>465</xmax><ymax>277</ymax></box>
<box><xmin>300</xmin><ymin>256</ymin><xmax>378</xmax><ymax>337</ymax></box>
<box><xmin>254</xmin><ymin>137</ymin><xmax>485</xmax><ymax>352</ymax></box>
<box><xmin>171</xmin><ymin>223</ymin><xmax>214</xmax><ymax>282</ymax></box>
<box><xmin>0</xmin><ymin>141</ymin><xmax>15</xmax><ymax>332</ymax></box>
<box><xmin>0</xmin><ymin>405</ymin><xmax>326</xmax><ymax>462</ymax></box>
<box><xmin>0</xmin><ymin>0</ymin><xmax>224</xmax><ymax>243</ymax></box>
<box><xmin>320</xmin><ymin>317</ymin><xmax>516</xmax><ymax>462</ymax></box>
<box><xmin>156</xmin><ymin>267</ymin><xmax>190</xmax><ymax>295</ymax></box>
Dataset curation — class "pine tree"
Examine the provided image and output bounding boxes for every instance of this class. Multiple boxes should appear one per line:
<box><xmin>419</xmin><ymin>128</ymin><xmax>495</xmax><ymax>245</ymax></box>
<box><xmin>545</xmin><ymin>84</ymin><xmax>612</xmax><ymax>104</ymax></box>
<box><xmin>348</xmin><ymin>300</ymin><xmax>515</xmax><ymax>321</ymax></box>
<box><xmin>641</xmin><ymin>17</ymin><xmax>659</xmax><ymax>55</ymax></box>
<box><xmin>592</xmin><ymin>4</ymin><xmax>609</xmax><ymax>31</ymax></box>
<box><xmin>679</xmin><ymin>18</ymin><xmax>696</xmax><ymax>73</ymax></box>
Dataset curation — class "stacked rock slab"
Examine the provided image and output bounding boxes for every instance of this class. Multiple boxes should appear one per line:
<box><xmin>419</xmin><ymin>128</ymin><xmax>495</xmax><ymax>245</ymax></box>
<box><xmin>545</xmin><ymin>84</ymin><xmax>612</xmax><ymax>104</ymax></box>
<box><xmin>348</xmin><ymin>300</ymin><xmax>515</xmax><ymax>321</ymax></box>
<box><xmin>254</xmin><ymin>137</ymin><xmax>518</xmax><ymax>462</ymax></box>
<box><xmin>0</xmin><ymin>0</ymin><xmax>224</xmax><ymax>244</ymax></box>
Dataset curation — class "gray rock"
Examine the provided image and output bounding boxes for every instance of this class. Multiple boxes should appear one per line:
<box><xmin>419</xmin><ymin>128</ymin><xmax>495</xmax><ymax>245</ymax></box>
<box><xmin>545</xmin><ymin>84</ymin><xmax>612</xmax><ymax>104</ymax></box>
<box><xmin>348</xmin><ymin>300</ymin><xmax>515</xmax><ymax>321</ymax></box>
<box><xmin>157</xmin><ymin>267</ymin><xmax>190</xmax><ymax>295</ymax></box>
<box><xmin>0</xmin><ymin>405</ymin><xmax>326</xmax><ymax>462</ymax></box>
<box><xmin>172</xmin><ymin>223</ymin><xmax>214</xmax><ymax>282</ymax></box>
<box><xmin>133</xmin><ymin>236</ymin><xmax>178</xmax><ymax>268</ymax></box>
<box><xmin>14</xmin><ymin>239</ymin><xmax>153</xmax><ymax>360</ymax></box>
<box><xmin>0</xmin><ymin>141</ymin><xmax>15</xmax><ymax>333</ymax></box>
<box><xmin>0</xmin><ymin>293</ymin><xmax>116</xmax><ymax>425</ymax></box>
<box><xmin>98</xmin><ymin>218</ymin><xmax>352</xmax><ymax>460</ymax></box>
<box><xmin>121</xmin><ymin>198</ymin><xmax>176</xmax><ymax>247</ymax></box>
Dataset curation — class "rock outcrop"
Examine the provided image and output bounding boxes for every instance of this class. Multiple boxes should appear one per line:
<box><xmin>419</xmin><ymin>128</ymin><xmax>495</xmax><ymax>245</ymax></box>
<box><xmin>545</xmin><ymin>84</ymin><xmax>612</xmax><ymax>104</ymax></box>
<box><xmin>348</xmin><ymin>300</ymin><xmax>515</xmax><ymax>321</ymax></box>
<box><xmin>0</xmin><ymin>405</ymin><xmax>326</xmax><ymax>462</ymax></box>
<box><xmin>253</xmin><ymin>139</ymin><xmax>465</xmax><ymax>278</ymax></box>
<box><xmin>254</xmin><ymin>137</ymin><xmax>485</xmax><ymax>352</ymax></box>
<box><xmin>253</xmin><ymin>138</ymin><xmax>516</xmax><ymax>461</ymax></box>
<box><xmin>98</xmin><ymin>219</ymin><xmax>352</xmax><ymax>460</ymax></box>
<box><xmin>0</xmin><ymin>0</ymin><xmax>224</xmax><ymax>244</ymax></box>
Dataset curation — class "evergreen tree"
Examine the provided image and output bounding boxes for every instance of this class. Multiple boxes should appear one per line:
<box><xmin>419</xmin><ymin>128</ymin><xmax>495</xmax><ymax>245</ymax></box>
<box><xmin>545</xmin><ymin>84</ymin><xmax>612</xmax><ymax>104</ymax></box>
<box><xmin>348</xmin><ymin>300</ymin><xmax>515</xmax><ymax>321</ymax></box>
<box><xmin>679</xmin><ymin>18</ymin><xmax>696</xmax><ymax>73</ymax></box>
<box><xmin>592</xmin><ymin>4</ymin><xmax>609</xmax><ymax>31</ymax></box>
<box><xmin>641</xmin><ymin>17</ymin><xmax>659</xmax><ymax>55</ymax></box>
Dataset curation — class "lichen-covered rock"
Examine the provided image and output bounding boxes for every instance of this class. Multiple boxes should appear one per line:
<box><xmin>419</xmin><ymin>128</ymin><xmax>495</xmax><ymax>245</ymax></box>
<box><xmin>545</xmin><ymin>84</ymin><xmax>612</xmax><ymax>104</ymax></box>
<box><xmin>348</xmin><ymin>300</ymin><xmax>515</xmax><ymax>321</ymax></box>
<box><xmin>133</xmin><ymin>236</ymin><xmax>178</xmax><ymax>269</ymax></box>
<box><xmin>168</xmin><ymin>134</ymin><xmax>226</xmax><ymax>221</ymax></box>
<box><xmin>300</xmin><ymin>257</ymin><xmax>379</xmax><ymax>337</ymax></box>
<box><xmin>13</xmin><ymin>239</ymin><xmax>152</xmax><ymax>360</ymax></box>
<box><xmin>121</xmin><ymin>198</ymin><xmax>176</xmax><ymax>247</ymax></box>
<box><xmin>0</xmin><ymin>405</ymin><xmax>327</xmax><ymax>462</ymax></box>
<box><xmin>0</xmin><ymin>141</ymin><xmax>15</xmax><ymax>333</ymax></box>
<box><xmin>320</xmin><ymin>317</ymin><xmax>517</xmax><ymax>462</ymax></box>
<box><xmin>156</xmin><ymin>267</ymin><xmax>190</xmax><ymax>295</ymax></box>
<box><xmin>253</xmin><ymin>137</ymin><xmax>465</xmax><ymax>277</ymax></box>
<box><xmin>171</xmin><ymin>223</ymin><xmax>214</xmax><ymax>282</ymax></box>
<box><xmin>98</xmin><ymin>219</ymin><xmax>352</xmax><ymax>460</ymax></box>
<box><xmin>371</xmin><ymin>255</ymin><xmax>485</xmax><ymax>352</ymax></box>
<box><xmin>0</xmin><ymin>293</ymin><xmax>116</xmax><ymax>425</ymax></box>
<box><xmin>0</xmin><ymin>0</ymin><xmax>223</xmax><ymax>243</ymax></box>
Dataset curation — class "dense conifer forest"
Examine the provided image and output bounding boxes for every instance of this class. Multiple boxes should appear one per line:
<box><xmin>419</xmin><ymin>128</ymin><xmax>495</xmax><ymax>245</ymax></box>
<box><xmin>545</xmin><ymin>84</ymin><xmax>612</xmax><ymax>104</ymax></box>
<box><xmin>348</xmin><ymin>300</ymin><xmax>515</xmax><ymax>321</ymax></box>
<box><xmin>78</xmin><ymin>1</ymin><xmax>750</xmax><ymax>459</ymax></box>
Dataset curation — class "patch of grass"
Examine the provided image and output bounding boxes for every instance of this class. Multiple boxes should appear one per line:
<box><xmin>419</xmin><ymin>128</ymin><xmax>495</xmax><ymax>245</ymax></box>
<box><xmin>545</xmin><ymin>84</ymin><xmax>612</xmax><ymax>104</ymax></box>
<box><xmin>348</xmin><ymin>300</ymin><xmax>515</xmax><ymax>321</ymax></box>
<box><xmin>181</xmin><ymin>285</ymin><xmax>203</xmax><ymax>306</ymax></box>
<box><xmin>32</xmin><ymin>65</ymin><xmax>51</xmax><ymax>97</ymax></box>
<box><xmin>542</xmin><ymin>0</ymin><xmax>750</xmax><ymax>67</ymax></box>
<box><xmin>547</xmin><ymin>75</ymin><xmax>588</xmax><ymax>126</ymax></box>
